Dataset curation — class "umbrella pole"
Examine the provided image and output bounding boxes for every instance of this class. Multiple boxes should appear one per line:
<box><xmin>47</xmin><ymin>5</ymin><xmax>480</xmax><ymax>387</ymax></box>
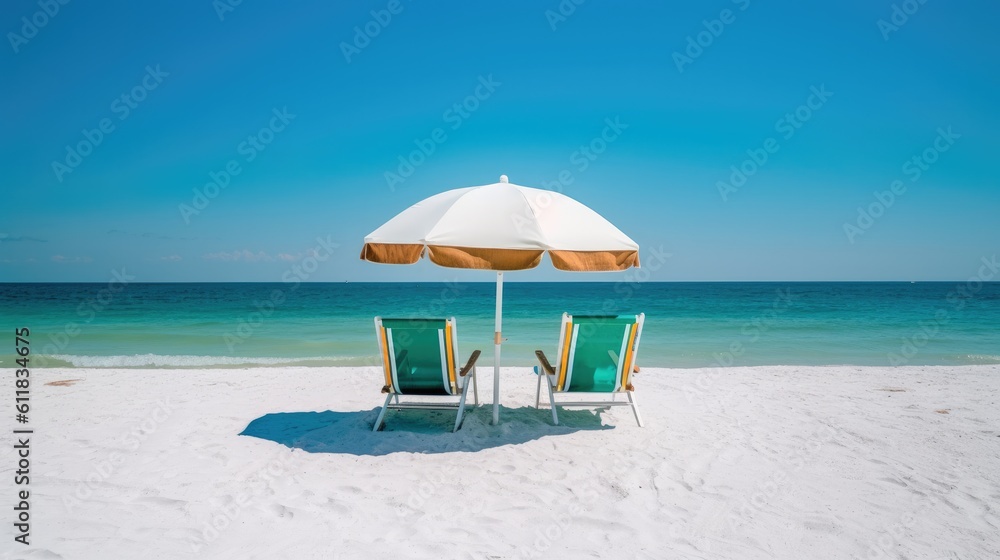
<box><xmin>492</xmin><ymin>271</ymin><xmax>503</xmax><ymax>425</ymax></box>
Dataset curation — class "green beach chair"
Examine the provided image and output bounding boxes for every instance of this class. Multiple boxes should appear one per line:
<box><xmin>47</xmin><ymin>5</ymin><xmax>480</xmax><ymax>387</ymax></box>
<box><xmin>373</xmin><ymin>317</ymin><xmax>481</xmax><ymax>432</ymax></box>
<box><xmin>534</xmin><ymin>313</ymin><xmax>645</xmax><ymax>427</ymax></box>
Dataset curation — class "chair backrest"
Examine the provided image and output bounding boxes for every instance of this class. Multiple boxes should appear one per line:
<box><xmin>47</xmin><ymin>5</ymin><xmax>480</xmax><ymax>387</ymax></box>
<box><xmin>554</xmin><ymin>313</ymin><xmax>644</xmax><ymax>393</ymax></box>
<box><xmin>375</xmin><ymin>317</ymin><xmax>459</xmax><ymax>395</ymax></box>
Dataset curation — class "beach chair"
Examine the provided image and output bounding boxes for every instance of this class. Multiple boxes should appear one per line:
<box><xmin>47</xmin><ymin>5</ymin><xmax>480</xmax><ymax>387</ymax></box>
<box><xmin>534</xmin><ymin>313</ymin><xmax>645</xmax><ymax>427</ymax></box>
<box><xmin>373</xmin><ymin>317</ymin><xmax>481</xmax><ymax>432</ymax></box>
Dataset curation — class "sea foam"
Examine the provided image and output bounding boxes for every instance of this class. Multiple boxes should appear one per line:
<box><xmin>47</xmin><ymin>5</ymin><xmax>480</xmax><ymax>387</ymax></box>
<box><xmin>42</xmin><ymin>354</ymin><xmax>364</xmax><ymax>368</ymax></box>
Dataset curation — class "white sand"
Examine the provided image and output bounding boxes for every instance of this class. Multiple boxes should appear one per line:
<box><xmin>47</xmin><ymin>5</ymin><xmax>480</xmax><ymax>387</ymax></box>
<box><xmin>3</xmin><ymin>365</ymin><xmax>999</xmax><ymax>559</ymax></box>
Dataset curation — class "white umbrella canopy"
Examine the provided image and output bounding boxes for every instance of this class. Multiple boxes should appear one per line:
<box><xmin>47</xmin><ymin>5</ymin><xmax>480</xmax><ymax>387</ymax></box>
<box><xmin>361</xmin><ymin>175</ymin><xmax>640</xmax><ymax>424</ymax></box>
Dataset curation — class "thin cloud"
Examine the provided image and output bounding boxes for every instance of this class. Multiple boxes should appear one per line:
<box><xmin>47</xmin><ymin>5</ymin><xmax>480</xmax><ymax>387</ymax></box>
<box><xmin>203</xmin><ymin>250</ymin><xmax>273</xmax><ymax>262</ymax></box>
<box><xmin>51</xmin><ymin>255</ymin><xmax>94</xmax><ymax>263</ymax></box>
<box><xmin>202</xmin><ymin>250</ymin><xmax>303</xmax><ymax>263</ymax></box>
<box><xmin>161</xmin><ymin>254</ymin><xmax>183</xmax><ymax>262</ymax></box>
<box><xmin>107</xmin><ymin>229</ymin><xmax>207</xmax><ymax>241</ymax></box>
<box><xmin>0</xmin><ymin>233</ymin><xmax>47</xmax><ymax>243</ymax></box>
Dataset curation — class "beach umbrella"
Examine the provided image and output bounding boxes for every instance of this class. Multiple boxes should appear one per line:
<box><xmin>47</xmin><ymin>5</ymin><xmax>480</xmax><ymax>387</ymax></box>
<box><xmin>361</xmin><ymin>175</ymin><xmax>640</xmax><ymax>424</ymax></box>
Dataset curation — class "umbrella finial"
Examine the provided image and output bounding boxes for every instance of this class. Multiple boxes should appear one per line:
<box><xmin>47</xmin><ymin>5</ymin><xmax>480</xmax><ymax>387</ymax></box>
<box><xmin>499</xmin><ymin>174</ymin><xmax>509</xmax><ymax>183</ymax></box>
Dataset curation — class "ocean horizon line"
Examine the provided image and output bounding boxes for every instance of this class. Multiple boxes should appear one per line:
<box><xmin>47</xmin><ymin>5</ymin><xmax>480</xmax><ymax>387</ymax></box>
<box><xmin>4</xmin><ymin>282</ymin><xmax>999</xmax><ymax>369</ymax></box>
<box><xmin>3</xmin><ymin>280</ymin><xmax>999</xmax><ymax>285</ymax></box>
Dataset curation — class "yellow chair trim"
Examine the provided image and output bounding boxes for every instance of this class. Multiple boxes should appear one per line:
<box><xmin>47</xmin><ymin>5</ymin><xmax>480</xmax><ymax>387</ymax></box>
<box><xmin>557</xmin><ymin>320</ymin><xmax>573</xmax><ymax>391</ymax></box>
<box><xmin>444</xmin><ymin>322</ymin><xmax>457</xmax><ymax>393</ymax></box>
<box><xmin>380</xmin><ymin>326</ymin><xmax>393</xmax><ymax>390</ymax></box>
<box><xmin>621</xmin><ymin>323</ymin><xmax>638</xmax><ymax>389</ymax></box>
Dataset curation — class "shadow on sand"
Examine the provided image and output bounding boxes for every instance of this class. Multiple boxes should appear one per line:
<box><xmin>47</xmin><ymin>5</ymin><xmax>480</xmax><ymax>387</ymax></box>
<box><xmin>239</xmin><ymin>404</ymin><xmax>613</xmax><ymax>456</ymax></box>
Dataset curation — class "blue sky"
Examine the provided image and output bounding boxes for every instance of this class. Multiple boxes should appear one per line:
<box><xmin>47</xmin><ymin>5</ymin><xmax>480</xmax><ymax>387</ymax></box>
<box><xmin>1</xmin><ymin>0</ymin><xmax>997</xmax><ymax>282</ymax></box>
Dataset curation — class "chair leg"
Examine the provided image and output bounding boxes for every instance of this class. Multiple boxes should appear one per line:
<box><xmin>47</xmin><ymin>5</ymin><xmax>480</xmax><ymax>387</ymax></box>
<box><xmin>472</xmin><ymin>368</ymin><xmax>479</xmax><ymax>406</ymax></box>
<box><xmin>393</xmin><ymin>394</ymin><xmax>400</xmax><ymax>405</ymax></box>
<box><xmin>546</xmin><ymin>375</ymin><xmax>559</xmax><ymax>425</ymax></box>
<box><xmin>535</xmin><ymin>369</ymin><xmax>543</xmax><ymax>409</ymax></box>
<box><xmin>373</xmin><ymin>393</ymin><xmax>393</xmax><ymax>432</ymax></box>
<box><xmin>627</xmin><ymin>390</ymin><xmax>644</xmax><ymax>428</ymax></box>
<box><xmin>454</xmin><ymin>375</ymin><xmax>472</xmax><ymax>432</ymax></box>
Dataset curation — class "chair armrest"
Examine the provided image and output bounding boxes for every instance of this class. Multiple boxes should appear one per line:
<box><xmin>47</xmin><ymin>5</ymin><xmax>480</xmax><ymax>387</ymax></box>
<box><xmin>394</xmin><ymin>349</ymin><xmax>409</xmax><ymax>369</ymax></box>
<box><xmin>610</xmin><ymin>349</ymin><xmax>639</xmax><ymax>373</ymax></box>
<box><xmin>459</xmin><ymin>350</ymin><xmax>481</xmax><ymax>377</ymax></box>
<box><xmin>535</xmin><ymin>350</ymin><xmax>555</xmax><ymax>375</ymax></box>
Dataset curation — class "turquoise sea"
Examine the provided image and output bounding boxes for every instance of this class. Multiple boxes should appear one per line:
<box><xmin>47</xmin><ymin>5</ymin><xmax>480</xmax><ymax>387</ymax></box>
<box><xmin>1</xmin><ymin>282</ymin><xmax>998</xmax><ymax>369</ymax></box>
